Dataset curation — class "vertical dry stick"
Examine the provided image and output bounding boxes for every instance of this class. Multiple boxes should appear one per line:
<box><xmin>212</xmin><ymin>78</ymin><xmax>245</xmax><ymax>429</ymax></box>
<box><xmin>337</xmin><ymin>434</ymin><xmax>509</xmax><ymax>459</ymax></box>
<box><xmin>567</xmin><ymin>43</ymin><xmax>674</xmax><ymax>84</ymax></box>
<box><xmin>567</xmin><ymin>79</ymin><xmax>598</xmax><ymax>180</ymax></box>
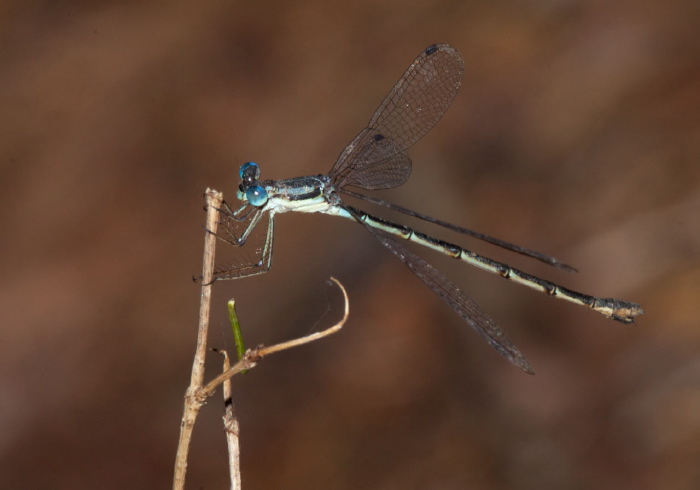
<box><xmin>173</xmin><ymin>188</ymin><xmax>223</xmax><ymax>490</ymax></box>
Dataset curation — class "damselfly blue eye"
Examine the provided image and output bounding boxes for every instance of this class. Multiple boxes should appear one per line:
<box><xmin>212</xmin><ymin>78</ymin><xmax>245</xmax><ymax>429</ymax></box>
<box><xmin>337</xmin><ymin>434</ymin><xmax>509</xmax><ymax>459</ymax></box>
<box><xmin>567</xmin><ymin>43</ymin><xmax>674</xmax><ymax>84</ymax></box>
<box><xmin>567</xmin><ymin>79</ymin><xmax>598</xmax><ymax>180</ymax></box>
<box><xmin>245</xmin><ymin>185</ymin><xmax>268</xmax><ymax>207</ymax></box>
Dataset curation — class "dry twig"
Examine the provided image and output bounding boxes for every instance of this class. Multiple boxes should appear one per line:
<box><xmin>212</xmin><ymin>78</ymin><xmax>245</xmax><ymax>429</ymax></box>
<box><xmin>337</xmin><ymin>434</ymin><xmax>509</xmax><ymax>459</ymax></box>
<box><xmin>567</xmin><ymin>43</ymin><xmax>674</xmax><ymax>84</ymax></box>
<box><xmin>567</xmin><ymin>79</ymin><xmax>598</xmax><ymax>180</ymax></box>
<box><xmin>173</xmin><ymin>188</ymin><xmax>223</xmax><ymax>490</ymax></box>
<box><xmin>173</xmin><ymin>189</ymin><xmax>349</xmax><ymax>490</ymax></box>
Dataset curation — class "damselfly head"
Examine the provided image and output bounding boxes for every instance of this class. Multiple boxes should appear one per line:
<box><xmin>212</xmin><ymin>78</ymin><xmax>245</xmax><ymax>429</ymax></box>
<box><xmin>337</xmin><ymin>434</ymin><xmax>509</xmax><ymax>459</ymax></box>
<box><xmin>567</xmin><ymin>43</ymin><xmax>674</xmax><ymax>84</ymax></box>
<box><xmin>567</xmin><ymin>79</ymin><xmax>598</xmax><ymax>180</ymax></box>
<box><xmin>236</xmin><ymin>162</ymin><xmax>267</xmax><ymax>206</ymax></box>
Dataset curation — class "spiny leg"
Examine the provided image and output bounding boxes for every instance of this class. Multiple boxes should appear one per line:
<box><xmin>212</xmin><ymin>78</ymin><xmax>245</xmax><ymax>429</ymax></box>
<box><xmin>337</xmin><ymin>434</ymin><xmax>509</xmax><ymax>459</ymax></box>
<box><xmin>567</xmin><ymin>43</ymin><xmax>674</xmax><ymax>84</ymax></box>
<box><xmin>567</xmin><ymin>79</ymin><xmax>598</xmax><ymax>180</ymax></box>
<box><xmin>219</xmin><ymin>200</ymin><xmax>257</xmax><ymax>222</ymax></box>
<box><xmin>213</xmin><ymin>210</ymin><xmax>276</xmax><ymax>280</ymax></box>
<box><xmin>216</xmin><ymin>205</ymin><xmax>266</xmax><ymax>247</ymax></box>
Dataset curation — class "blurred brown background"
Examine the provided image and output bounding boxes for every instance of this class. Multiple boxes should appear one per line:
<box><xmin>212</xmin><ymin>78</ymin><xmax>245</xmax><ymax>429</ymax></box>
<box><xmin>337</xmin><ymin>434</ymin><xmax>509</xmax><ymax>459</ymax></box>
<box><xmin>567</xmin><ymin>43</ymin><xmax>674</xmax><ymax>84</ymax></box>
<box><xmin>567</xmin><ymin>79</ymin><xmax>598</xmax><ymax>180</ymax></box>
<box><xmin>1</xmin><ymin>1</ymin><xmax>699</xmax><ymax>489</ymax></box>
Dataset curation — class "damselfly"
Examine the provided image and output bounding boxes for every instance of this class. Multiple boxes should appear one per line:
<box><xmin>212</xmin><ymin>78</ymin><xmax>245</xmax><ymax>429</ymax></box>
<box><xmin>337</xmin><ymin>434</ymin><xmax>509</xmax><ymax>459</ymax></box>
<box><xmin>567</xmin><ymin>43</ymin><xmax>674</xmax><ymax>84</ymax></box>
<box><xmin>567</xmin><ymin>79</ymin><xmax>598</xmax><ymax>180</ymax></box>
<box><xmin>213</xmin><ymin>44</ymin><xmax>643</xmax><ymax>373</ymax></box>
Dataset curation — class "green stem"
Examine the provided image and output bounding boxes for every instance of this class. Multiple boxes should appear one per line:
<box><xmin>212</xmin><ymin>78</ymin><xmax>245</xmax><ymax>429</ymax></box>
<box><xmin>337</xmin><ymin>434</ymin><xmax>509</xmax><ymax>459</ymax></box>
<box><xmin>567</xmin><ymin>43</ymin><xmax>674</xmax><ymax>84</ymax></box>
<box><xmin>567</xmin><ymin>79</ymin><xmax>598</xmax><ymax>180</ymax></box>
<box><xmin>227</xmin><ymin>300</ymin><xmax>247</xmax><ymax>374</ymax></box>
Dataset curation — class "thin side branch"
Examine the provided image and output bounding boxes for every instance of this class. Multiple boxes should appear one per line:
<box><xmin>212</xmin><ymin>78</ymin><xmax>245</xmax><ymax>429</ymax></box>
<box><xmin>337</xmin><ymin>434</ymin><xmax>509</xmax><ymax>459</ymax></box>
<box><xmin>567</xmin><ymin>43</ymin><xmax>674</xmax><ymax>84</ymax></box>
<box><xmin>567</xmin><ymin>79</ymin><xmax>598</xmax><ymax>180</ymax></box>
<box><xmin>199</xmin><ymin>277</ymin><xmax>349</xmax><ymax>398</ymax></box>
